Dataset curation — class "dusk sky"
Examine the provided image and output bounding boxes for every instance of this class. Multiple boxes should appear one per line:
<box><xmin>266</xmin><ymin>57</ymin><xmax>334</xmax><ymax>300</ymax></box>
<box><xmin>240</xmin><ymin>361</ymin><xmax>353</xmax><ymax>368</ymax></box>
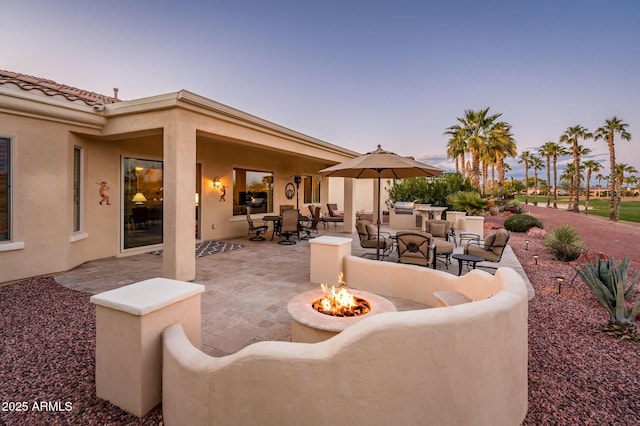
<box><xmin>4</xmin><ymin>0</ymin><xmax>639</xmax><ymax>180</ymax></box>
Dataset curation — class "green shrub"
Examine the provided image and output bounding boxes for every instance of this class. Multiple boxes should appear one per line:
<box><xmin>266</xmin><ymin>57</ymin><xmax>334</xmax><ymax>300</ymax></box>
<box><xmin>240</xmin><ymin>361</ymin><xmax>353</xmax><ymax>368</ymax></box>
<box><xmin>446</xmin><ymin>191</ymin><xmax>488</xmax><ymax>215</ymax></box>
<box><xmin>543</xmin><ymin>224</ymin><xmax>584</xmax><ymax>261</ymax></box>
<box><xmin>503</xmin><ymin>214</ymin><xmax>543</xmax><ymax>232</ymax></box>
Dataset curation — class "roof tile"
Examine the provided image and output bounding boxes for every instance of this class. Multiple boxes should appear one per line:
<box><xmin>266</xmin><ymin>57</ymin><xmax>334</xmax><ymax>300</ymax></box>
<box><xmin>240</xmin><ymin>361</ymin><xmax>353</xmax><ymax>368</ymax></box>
<box><xmin>0</xmin><ymin>69</ymin><xmax>120</xmax><ymax>106</ymax></box>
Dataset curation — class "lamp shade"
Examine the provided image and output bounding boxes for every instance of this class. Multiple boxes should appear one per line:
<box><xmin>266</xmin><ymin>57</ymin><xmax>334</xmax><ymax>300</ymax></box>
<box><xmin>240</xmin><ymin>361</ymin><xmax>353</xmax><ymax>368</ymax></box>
<box><xmin>132</xmin><ymin>192</ymin><xmax>147</xmax><ymax>204</ymax></box>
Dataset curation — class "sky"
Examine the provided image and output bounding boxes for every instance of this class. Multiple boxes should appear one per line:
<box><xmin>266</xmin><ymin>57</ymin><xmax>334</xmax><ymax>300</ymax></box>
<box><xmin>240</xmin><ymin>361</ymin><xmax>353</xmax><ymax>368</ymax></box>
<box><xmin>3</xmin><ymin>0</ymin><xmax>640</xmax><ymax>181</ymax></box>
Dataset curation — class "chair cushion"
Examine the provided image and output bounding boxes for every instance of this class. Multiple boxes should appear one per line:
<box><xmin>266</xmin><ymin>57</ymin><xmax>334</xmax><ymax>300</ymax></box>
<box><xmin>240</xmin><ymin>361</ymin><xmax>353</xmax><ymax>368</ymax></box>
<box><xmin>466</xmin><ymin>244</ymin><xmax>501</xmax><ymax>262</ymax></box>
<box><xmin>356</xmin><ymin>221</ymin><xmax>370</xmax><ymax>239</ymax></box>
<box><xmin>365</xmin><ymin>223</ymin><xmax>378</xmax><ymax>238</ymax></box>
<box><xmin>492</xmin><ymin>230</ymin><xmax>509</xmax><ymax>255</ymax></box>
<box><xmin>434</xmin><ymin>239</ymin><xmax>454</xmax><ymax>255</ymax></box>
<box><xmin>429</xmin><ymin>222</ymin><xmax>447</xmax><ymax>238</ymax></box>
<box><xmin>484</xmin><ymin>234</ymin><xmax>496</xmax><ymax>250</ymax></box>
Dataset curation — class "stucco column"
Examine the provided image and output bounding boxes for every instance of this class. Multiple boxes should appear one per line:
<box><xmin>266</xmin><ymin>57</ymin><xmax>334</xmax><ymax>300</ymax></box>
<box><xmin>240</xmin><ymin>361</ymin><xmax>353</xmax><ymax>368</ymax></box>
<box><xmin>343</xmin><ymin>178</ymin><xmax>355</xmax><ymax>233</ymax></box>
<box><xmin>163</xmin><ymin>115</ymin><xmax>196</xmax><ymax>281</ymax></box>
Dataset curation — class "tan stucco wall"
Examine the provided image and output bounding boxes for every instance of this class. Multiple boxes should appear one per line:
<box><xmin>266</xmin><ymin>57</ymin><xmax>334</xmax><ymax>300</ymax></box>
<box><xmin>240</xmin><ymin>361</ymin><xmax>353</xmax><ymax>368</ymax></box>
<box><xmin>162</xmin><ymin>263</ymin><xmax>528</xmax><ymax>425</ymax></box>
<box><xmin>0</xmin><ymin>89</ymin><xmax>357</xmax><ymax>282</ymax></box>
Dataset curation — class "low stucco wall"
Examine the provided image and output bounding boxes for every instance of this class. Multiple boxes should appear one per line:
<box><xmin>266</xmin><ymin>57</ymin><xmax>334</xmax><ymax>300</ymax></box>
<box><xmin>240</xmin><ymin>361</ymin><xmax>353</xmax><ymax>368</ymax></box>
<box><xmin>162</xmin><ymin>258</ymin><xmax>528</xmax><ymax>426</ymax></box>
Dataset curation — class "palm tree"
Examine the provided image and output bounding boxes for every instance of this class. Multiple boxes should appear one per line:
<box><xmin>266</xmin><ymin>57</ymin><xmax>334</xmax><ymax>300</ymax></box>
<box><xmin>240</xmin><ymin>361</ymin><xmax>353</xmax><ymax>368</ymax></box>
<box><xmin>453</xmin><ymin>108</ymin><xmax>503</xmax><ymax>189</ymax></box>
<box><xmin>539</xmin><ymin>141</ymin><xmax>568</xmax><ymax>209</ymax></box>
<box><xmin>595</xmin><ymin>173</ymin><xmax>607</xmax><ymax>197</ymax></box>
<box><xmin>594</xmin><ymin>117</ymin><xmax>632</xmax><ymax>221</ymax></box>
<box><xmin>560</xmin><ymin>125</ymin><xmax>593</xmax><ymax>213</ymax></box>
<box><xmin>489</xmin><ymin>122</ymin><xmax>517</xmax><ymax>200</ymax></box>
<box><xmin>518</xmin><ymin>151</ymin><xmax>533</xmax><ymax>204</ymax></box>
<box><xmin>583</xmin><ymin>159</ymin><xmax>602</xmax><ymax>215</ymax></box>
<box><xmin>614</xmin><ymin>163</ymin><xmax>638</xmax><ymax>218</ymax></box>
<box><xmin>538</xmin><ymin>141</ymin><xmax>557</xmax><ymax>207</ymax></box>
<box><xmin>531</xmin><ymin>155</ymin><xmax>544</xmax><ymax>206</ymax></box>
<box><xmin>445</xmin><ymin>125</ymin><xmax>467</xmax><ymax>175</ymax></box>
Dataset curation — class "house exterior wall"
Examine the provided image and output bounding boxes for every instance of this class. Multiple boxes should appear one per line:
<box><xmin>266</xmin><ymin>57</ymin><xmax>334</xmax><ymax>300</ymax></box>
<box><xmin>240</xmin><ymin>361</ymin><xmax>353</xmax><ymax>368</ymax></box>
<box><xmin>0</xmin><ymin>87</ymin><xmax>359</xmax><ymax>283</ymax></box>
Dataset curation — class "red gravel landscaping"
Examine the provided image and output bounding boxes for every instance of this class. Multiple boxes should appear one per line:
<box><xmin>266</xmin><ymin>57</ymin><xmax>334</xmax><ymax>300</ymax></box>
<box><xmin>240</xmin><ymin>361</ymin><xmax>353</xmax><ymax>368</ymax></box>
<box><xmin>1</xmin><ymin>205</ymin><xmax>639</xmax><ymax>424</ymax></box>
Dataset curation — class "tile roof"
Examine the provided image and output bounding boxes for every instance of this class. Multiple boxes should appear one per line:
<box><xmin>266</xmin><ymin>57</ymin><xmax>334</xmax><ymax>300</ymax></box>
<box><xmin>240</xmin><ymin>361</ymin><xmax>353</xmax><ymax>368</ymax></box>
<box><xmin>0</xmin><ymin>70</ymin><xmax>120</xmax><ymax>107</ymax></box>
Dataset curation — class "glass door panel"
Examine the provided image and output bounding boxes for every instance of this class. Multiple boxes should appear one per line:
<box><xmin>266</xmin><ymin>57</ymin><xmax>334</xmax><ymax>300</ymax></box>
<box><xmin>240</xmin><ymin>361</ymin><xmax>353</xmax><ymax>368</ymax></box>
<box><xmin>123</xmin><ymin>157</ymin><xmax>163</xmax><ymax>249</ymax></box>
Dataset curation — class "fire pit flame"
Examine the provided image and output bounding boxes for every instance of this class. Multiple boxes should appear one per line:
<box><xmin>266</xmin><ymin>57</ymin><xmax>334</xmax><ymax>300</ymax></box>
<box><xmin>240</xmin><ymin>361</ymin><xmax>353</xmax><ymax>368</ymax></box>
<box><xmin>312</xmin><ymin>282</ymin><xmax>371</xmax><ymax>317</ymax></box>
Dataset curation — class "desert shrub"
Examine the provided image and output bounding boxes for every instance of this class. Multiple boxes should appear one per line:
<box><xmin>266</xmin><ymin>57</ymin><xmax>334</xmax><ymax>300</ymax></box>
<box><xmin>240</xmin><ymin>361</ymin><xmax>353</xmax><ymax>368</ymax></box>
<box><xmin>503</xmin><ymin>214</ymin><xmax>543</xmax><ymax>232</ymax></box>
<box><xmin>543</xmin><ymin>224</ymin><xmax>584</xmax><ymax>261</ymax></box>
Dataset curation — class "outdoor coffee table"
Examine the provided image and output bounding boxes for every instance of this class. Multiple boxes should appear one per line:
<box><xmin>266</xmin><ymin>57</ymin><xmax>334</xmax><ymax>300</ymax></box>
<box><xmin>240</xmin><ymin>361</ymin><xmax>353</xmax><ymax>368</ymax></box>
<box><xmin>452</xmin><ymin>253</ymin><xmax>484</xmax><ymax>276</ymax></box>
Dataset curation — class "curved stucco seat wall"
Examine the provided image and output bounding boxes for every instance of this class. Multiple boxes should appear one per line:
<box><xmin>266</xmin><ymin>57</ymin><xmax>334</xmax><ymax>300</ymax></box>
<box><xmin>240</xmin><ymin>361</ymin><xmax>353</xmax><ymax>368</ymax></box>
<box><xmin>162</xmin><ymin>259</ymin><xmax>528</xmax><ymax>426</ymax></box>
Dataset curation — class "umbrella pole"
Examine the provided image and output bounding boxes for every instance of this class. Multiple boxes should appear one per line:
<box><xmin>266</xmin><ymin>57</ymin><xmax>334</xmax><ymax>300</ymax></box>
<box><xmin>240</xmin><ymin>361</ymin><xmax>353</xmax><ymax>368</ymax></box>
<box><xmin>376</xmin><ymin>175</ymin><xmax>381</xmax><ymax>260</ymax></box>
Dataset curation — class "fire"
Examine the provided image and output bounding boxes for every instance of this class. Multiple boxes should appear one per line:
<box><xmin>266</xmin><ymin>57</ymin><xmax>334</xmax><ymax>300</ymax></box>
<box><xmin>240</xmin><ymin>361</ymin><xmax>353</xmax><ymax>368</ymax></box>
<box><xmin>312</xmin><ymin>274</ymin><xmax>371</xmax><ymax>317</ymax></box>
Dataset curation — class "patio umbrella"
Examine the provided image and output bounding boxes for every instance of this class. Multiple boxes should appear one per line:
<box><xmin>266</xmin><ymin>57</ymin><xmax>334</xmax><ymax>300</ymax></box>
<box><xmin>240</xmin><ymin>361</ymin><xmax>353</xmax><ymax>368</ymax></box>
<box><xmin>319</xmin><ymin>145</ymin><xmax>443</xmax><ymax>260</ymax></box>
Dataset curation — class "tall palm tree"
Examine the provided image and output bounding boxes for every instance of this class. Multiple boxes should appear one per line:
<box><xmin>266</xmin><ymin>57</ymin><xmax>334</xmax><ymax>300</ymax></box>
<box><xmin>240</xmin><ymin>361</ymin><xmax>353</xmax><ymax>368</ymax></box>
<box><xmin>560</xmin><ymin>125</ymin><xmax>593</xmax><ymax>213</ymax></box>
<box><xmin>538</xmin><ymin>141</ymin><xmax>557</xmax><ymax>207</ymax></box>
<box><xmin>583</xmin><ymin>159</ymin><xmax>602</xmax><ymax>215</ymax></box>
<box><xmin>445</xmin><ymin>125</ymin><xmax>467</xmax><ymax>175</ymax></box>
<box><xmin>594</xmin><ymin>117</ymin><xmax>632</xmax><ymax>221</ymax></box>
<box><xmin>518</xmin><ymin>151</ymin><xmax>533</xmax><ymax>204</ymax></box>
<box><xmin>614</xmin><ymin>163</ymin><xmax>638</xmax><ymax>218</ymax></box>
<box><xmin>595</xmin><ymin>173</ymin><xmax>607</xmax><ymax>197</ymax></box>
<box><xmin>530</xmin><ymin>155</ymin><xmax>544</xmax><ymax>206</ymax></box>
<box><xmin>488</xmin><ymin>122</ymin><xmax>517</xmax><ymax>200</ymax></box>
<box><xmin>453</xmin><ymin>108</ymin><xmax>503</xmax><ymax>189</ymax></box>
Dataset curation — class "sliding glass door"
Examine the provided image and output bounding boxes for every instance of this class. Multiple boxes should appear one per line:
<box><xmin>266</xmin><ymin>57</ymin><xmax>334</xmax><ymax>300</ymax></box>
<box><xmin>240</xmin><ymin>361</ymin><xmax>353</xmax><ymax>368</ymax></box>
<box><xmin>123</xmin><ymin>157</ymin><xmax>163</xmax><ymax>249</ymax></box>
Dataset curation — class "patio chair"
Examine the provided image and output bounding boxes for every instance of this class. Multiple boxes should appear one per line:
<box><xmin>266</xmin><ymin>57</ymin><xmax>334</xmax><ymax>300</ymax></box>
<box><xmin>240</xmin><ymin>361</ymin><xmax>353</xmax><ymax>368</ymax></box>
<box><xmin>301</xmin><ymin>206</ymin><xmax>321</xmax><ymax>240</ymax></box>
<box><xmin>245</xmin><ymin>206</ymin><xmax>268</xmax><ymax>241</ymax></box>
<box><xmin>324</xmin><ymin>203</ymin><xmax>344</xmax><ymax>228</ymax></box>
<box><xmin>279</xmin><ymin>209</ymin><xmax>300</xmax><ymax>245</ymax></box>
<box><xmin>355</xmin><ymin>220</ymin><xmax>393</xmax><ymax>259</ymax></box>
<box><xmin>464</xmin><ymin>228</ymin><xmax>511</xmax><ymax>268</ymax></box>
<box><xmin>396</xmin><ymin>231</ymin><xmax>436</xmax><ymax>268</ymax></box>
<box><xmin>424</xmin><ymin>220</ymin><xmax>455</xmax><ymax>268</ymax></box>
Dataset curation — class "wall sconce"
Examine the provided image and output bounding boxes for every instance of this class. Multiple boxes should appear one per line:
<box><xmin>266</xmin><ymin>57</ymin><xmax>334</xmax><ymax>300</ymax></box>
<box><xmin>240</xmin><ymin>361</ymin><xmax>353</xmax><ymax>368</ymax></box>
<box><xmin>195</xmin><ymin>193</ymin><xmax>200</xmax><ymax>206</ymax></box>
<box><xmin>525</xmin><ymin>240</ymin><xmax>530</xmax><ymax>250</ymax></box>
<box><xmin>555</xmin><ymin>276</ymin><xmax>565</xmax><ymax>294</ymax></box>
<box><xmin>533</xmin><ymin>254</ymin><xmax>539</xmax><ymax>265</ymax></box>
<box><xmin>212</xmin><ymin>177</ymin><xmax>222</xmax><ymax>189</ymax></box>
<box><xmin>131</xmin><ymin>192</ymin><xmax>147</xmax><ymax>205</ymax></box>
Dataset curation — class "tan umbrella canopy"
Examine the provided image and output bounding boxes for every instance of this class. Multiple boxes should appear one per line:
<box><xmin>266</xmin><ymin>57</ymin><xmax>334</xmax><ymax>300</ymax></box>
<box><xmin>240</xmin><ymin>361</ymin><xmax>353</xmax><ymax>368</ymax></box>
<box><xmin>319</xmin><ymin>145</ymin><xmax>443</xmax><ymax>259</ymax></box>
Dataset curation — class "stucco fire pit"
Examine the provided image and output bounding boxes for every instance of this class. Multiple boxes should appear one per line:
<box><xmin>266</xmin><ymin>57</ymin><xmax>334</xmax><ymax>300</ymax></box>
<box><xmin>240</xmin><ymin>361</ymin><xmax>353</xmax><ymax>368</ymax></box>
<box><xmin>287</xmin><ymin>288</ymin><xmax>396</xmax><ymax>343</ymax></box>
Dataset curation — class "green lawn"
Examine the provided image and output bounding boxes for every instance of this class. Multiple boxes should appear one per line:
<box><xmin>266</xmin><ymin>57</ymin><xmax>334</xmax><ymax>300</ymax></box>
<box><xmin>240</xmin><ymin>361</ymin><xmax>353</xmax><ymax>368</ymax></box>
<box><xmin>514</xmin><ymin>195</ymin><xmax>640</xmax><ymax>223</ymax></box>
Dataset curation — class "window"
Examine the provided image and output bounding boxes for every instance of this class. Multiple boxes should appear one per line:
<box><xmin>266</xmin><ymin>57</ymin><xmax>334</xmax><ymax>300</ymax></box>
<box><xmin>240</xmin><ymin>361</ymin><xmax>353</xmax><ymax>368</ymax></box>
<box><xmin>73</xmin><ymin>147</ymin><xmax>82</xmax><ymax>232</ymax></box>
<box><xmin>303</xmin><ymin>176</ymin><xmax>321</xmax><ymax>204</ymax></box>
<box><xmin>233</xmin><ymin>168</ymin><xmax>274</xmax><ymax>215</ymax></box>
<box><xmin>0</xmin><ymin>138</ymin><xmax>9</xmax><ymax>241</ymax></box>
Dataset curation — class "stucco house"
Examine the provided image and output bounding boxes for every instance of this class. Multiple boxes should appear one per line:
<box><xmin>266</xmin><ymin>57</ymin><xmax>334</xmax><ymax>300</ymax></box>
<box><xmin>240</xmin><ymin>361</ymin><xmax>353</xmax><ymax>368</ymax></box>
<box><xmin>0</xmin><ymin>70</ymin><xmax>364</xmax><ymax>283</ymax></box>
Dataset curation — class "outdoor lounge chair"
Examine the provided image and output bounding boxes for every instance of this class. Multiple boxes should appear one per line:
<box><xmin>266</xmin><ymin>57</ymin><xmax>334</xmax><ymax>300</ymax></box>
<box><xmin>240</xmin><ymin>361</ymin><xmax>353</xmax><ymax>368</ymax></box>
<box><xmin>301</xmin><ymin>206</ymin><xmax>321</xmax><ymax>240</ymax></box>
<box><xmin>424</xmin><ymin>219</ymin><xmax>455</xmax><ymax>267</ymax></box>
<box><xmin>324</xmin><ymin>203</ymin><xmax>344</xmax><ymax>227</ymax></box>
<box><xmin>464</xmin><ymin>228</ymin><xmax>511</xmax><ymax>268</ymax></box>
<box><xmin>279</xmin><ymin>209</ymin><xmax>300</xmax><ymax>245</ymax></box>
<box><xmin>355</xmin><ymin>220</ymin><xmax>393</xmax><ymax>259</ymax></box>
<box><xmin>245</xmin><ymin>206</ymin><xmax>268</xmax><ymax>241</ymax></box>
<box><xmin>396</xmin><ymin>231</ymin><xmax>436</xmax><ymax>268</ymax></box>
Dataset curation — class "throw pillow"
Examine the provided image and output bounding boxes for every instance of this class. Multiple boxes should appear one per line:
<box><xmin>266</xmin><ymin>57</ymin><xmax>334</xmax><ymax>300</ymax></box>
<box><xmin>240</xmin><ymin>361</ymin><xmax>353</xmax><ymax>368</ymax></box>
<box><xmin>492</xmin><ymin>230</ymin><xmax>509</xmax><ymax>255</ymax></box>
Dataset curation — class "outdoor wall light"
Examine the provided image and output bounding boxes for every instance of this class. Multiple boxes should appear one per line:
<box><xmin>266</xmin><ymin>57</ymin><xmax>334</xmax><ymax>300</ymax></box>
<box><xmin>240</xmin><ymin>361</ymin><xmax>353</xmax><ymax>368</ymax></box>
<box><xmin>195</xmin><ymin>193</ymin><xmax>200</xmax><ymax>206</ymax></box>
<box><xmin>212</xmin><ymin>177</ymin><xmax>222</xmax><ymax>189</ymax></box>
<box><xmin>525</xmin><ymin>240</ymin><xmax>530</xmax><ymax>250</ymax></box>
<box><xmin>533</xmin><ymin>254</ymin><xmax>539</xmax><ymax>265</ymax></box>
<box><xmin>555</xmin><ymin>276</ymin><xmax>565</xmax><ymax>294</ymax></box>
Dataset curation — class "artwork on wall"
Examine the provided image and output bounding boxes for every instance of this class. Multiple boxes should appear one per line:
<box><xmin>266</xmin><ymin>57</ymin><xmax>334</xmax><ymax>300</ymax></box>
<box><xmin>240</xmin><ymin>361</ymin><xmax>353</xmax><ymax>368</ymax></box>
<box><xmin>285</xmin><ymin>182</ymin><xmax>295</xmax><ymax>200</ymax></box>
<box><xmin>97</xmin><ymin>180</ymin><xmax>111</xmax><ymax>205</ymax></box>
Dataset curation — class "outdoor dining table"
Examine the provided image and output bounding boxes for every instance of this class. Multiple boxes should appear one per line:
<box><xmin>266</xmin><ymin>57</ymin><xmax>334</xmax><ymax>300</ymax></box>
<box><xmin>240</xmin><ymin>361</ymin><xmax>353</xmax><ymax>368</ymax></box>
<box><xmin>263</xmin><ymin>214</ymin><xmax>309</xmax><ymax>241</ymax></box>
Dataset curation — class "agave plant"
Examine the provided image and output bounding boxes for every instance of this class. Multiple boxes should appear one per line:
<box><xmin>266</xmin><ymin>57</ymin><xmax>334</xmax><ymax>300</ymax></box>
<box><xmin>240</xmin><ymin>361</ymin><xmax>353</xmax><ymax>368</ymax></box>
<box><xmin>576</xmin><ymin>256</ymin><xmax>640</xmax><ymax>339</ymax></box>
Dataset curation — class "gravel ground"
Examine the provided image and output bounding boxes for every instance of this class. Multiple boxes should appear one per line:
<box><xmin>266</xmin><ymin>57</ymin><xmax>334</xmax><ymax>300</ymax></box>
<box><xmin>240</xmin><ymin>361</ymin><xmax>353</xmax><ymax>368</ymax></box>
<box><xmin>1</xmin><ymin>205</ymin><xmax>639</xmax><ymax>425</ymax></box>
